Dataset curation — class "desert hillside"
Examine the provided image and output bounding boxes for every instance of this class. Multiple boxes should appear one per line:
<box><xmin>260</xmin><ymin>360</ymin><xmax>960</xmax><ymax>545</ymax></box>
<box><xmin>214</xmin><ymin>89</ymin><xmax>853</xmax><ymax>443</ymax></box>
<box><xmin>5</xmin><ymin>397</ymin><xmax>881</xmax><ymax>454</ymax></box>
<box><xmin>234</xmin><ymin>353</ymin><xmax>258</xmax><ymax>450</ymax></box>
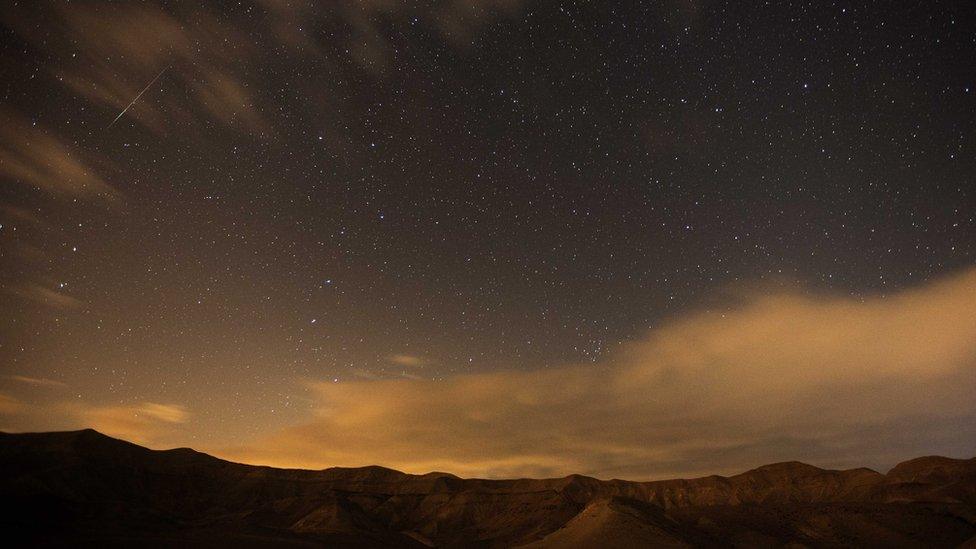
<box><xmin>1</xmin><ymin>430</ymin><xmax>974</xmax><ymax>547</ymax></box>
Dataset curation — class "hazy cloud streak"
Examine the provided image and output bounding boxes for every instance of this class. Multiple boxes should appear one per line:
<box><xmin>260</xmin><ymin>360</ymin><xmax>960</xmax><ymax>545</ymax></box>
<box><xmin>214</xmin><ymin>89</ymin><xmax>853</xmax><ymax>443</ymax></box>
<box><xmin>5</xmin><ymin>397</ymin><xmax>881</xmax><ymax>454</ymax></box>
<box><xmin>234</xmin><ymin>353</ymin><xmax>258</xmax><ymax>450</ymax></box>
<box><xmin>8</xmin><ymin>376</ymin><xmax>68</xmax><ymax>388</ymax></box>
<box><xmin>0</xmin><ymin>110</ymin><xmax>116</xmax><ymax>199</ymax></box>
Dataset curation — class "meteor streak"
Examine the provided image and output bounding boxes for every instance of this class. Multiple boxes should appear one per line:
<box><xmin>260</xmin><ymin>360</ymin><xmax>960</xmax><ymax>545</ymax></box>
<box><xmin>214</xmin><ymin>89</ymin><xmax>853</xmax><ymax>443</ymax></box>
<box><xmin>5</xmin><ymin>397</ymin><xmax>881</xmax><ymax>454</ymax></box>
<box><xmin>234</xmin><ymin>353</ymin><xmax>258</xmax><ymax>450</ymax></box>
<box><xmin>108</xmin><ymin>66</ymin><xmax>169</xmax><ymax>129</ymax></box>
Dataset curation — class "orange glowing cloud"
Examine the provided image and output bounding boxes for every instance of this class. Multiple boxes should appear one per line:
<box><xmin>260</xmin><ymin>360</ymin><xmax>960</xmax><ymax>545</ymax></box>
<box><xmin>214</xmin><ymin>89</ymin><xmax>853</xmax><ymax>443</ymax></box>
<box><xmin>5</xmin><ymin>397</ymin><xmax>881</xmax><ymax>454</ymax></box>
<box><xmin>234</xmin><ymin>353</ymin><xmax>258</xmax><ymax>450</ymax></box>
<box><xmin>77</xmin><ymin>402</ymin><xmax>189</xmax><ymax>445</ymax></box>
<box><xmin>221</xmin><ymin>268</ymin><xmax>976</xmax><ymax>479</ymax></box>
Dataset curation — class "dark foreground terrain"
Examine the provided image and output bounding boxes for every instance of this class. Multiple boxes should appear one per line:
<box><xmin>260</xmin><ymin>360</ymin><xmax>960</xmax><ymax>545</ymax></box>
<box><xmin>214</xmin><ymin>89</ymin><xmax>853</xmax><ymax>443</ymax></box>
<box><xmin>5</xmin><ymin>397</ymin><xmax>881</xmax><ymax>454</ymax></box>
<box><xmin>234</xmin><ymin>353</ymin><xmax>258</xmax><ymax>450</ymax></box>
<box><xmin>1</xmin><ymin>430</ymin><xmax>974</xmax><ymax>547</ymax></box>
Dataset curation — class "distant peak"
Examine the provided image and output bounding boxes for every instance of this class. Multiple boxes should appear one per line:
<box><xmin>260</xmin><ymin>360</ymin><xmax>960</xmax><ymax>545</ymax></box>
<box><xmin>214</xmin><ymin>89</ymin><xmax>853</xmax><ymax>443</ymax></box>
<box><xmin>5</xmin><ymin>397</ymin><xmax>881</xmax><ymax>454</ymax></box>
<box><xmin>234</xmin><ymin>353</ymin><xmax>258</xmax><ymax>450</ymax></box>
<box><xmin>747</xmin><ymin>461</ymin><xmax>825</xmax><ymax>475</ymax></box>
<box><xmin>422</xmin><ymin>471</ymin><xmax>460</xmax><ymax>479</ymax></box>
<box><xmin>890</xmin><ymin>455</ymin><xmax>958</xmax><ymax>469</ymax></box>
<box><xmin>562</xmin><ymin>473</ymin><xmax>599</xmax><ymax>483</ymax></box>
<box><xmin>323</xmin><ymin>464</ymin><xmax>410</xmax><ymax>481</ymax></box>
<box><xmin>76</xmin><ymin>428</ymin><xmax>108</xmax><ymax>437</ymax></box>
<box><xmin>887</xmin><ymin>455</ymin><xmax>976</xmax><ymax>482</ymax></box>
<box><xmin>359</xmin><ymin>464</ymin><xmax>402</xmax><ymax>474</ymax></box>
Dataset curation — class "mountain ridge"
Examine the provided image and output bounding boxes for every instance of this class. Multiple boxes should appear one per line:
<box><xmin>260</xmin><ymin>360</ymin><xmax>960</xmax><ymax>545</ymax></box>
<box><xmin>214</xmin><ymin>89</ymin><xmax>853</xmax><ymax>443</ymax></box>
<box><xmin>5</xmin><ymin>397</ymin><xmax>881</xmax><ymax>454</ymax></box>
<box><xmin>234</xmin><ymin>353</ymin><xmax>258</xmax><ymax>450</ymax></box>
<box><xmin>2</xmin><ymin>429</ymin><xmax>975</xmax><ymax>547</ymax></box>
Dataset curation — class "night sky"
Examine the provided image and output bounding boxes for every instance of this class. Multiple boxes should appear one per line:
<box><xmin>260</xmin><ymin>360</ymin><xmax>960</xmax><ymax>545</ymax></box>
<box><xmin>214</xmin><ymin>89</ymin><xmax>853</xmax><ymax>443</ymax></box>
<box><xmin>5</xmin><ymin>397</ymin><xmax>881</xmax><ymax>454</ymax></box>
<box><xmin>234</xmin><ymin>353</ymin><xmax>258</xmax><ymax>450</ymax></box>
<box><xmin>1</xmin><ymin>1</ymin><xmax>975</xmax><ymax>479</ymax></box>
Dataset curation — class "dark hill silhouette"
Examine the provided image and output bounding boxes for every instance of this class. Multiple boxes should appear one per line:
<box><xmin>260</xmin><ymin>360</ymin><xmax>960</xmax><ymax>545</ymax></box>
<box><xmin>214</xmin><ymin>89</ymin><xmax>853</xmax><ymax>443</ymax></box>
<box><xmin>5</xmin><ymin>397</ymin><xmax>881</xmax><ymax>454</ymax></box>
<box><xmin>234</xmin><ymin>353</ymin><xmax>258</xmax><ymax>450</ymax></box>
<box><xmin>1</xmin><ymin>429</ymin><xmax>974</xmax><ymax>547</ymax></box>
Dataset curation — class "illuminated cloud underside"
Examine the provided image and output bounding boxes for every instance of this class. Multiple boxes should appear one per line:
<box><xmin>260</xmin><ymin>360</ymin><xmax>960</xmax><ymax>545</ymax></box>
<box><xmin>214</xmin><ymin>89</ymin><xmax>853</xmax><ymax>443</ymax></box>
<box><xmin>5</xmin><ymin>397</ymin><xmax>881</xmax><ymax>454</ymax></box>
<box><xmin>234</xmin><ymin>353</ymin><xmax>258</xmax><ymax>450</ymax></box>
<box><xmin>221</xmin><ymin>268</ymin><xmax>976</xmax><ymax>479</ymax></box>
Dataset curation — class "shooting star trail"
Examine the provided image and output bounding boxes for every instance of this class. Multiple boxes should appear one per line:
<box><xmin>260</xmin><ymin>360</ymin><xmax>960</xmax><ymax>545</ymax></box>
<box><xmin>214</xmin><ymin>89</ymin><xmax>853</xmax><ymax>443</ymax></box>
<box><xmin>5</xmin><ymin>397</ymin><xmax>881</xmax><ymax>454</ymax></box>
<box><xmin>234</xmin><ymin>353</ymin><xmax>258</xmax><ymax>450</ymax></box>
<box><xmin>108</xmin><ymin>66</ymin><xmax>169</xmax><ymax>129</ymax></box>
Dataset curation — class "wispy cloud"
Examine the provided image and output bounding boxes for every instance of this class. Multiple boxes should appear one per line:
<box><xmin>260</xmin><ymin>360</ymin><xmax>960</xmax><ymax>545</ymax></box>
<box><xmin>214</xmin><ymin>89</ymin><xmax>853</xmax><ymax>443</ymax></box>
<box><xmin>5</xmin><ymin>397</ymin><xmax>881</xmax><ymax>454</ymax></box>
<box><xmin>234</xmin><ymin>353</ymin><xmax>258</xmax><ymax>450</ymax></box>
<box><xmin>0</xmin><ymin>204</ymin><xmax>47</xmax><ymax>228</ymax></box>
<box><xmin>77</xmin><ymin>402</ymin><xmax>189</xmax><ymax>445</ymax></box>
<box><xmin>0</xmin><ymin>393</ymin><xmax>24</xmax><ymax>415</ymax></box>
<box><xmin>136</xmin><ymin>402</ymin><xmax>190</xmax><ymax>424</ymax></box>
<box><xmin>8</xmin><ymin>376</ymin><xmax>67</xmax><ymax>389</ymax></box>
<box><xmin>2</xmin><ymin>2</ymin><xmax>529</xmax><ymax>136</ymax></box>
<box><xmin>2</xmin><ymin>4</ymin><xmax>266</xmax><ymax>135</ymax></box>
<box><xmin>0</xmin><ymin>396</ymin><xmax>189</xmax><ymax>447</ymax></box>
<box><xmin>260</xmin><ymin>0</ymin><xmax>529</xmax><ymax>65</ymax></box>
<box><xmin>0</xmin><ymin>110</ymin><xmax>116</xmax><ymax>199</ymax></box>
<box><xmin>191</xmin><ymin>72</ymin><xmax>271</xmax><ymax>135</ymax></box>
<box><xmin>224</xmin><ymin>268</ymin><xmax>976</xmax><ymax>479</ymax></box>
<box><xmin>388</xmin><ymin>354</ymin><xmax>426</xmax><ymax>367</ymax></box>
<box><xmin>9</xmin><ymin>284</ymin><xmax>83</xmax><ymax>309</ymax></box>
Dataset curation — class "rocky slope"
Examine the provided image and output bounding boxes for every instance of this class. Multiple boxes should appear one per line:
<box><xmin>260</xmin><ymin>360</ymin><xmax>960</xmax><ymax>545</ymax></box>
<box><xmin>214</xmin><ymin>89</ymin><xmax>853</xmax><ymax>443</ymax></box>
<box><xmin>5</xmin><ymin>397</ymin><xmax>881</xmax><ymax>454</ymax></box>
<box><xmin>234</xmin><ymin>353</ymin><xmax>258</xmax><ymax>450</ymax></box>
<box><xmin>1</xmin><ymin>429</ymin><xmax>974</xmax><ymax>547</ymax></box>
